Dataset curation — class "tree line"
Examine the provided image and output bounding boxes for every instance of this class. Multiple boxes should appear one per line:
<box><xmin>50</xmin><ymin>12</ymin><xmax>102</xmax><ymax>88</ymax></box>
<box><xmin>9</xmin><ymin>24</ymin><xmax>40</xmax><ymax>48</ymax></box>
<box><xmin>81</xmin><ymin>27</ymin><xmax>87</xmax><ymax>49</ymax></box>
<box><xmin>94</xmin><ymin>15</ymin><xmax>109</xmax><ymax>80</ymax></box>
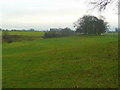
<box><xmin>44</xmin><ymin>15</ymin><xmax>109</xmax><ymax>38</ymax></box>
<box><xmin>3</xmin><ymin>15</ymin><xmax>114</xmax><ymax>43</ymax></box>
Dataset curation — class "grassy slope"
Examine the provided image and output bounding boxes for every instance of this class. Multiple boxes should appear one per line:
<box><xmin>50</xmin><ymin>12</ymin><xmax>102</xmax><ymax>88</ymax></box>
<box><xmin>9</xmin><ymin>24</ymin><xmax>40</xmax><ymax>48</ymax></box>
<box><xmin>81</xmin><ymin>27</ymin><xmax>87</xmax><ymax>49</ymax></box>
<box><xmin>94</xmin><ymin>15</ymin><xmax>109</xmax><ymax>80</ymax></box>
<box><xmin>3</xmin><ymin>33</ymin><xmax>118</xmax><ymax>88</ymax></box>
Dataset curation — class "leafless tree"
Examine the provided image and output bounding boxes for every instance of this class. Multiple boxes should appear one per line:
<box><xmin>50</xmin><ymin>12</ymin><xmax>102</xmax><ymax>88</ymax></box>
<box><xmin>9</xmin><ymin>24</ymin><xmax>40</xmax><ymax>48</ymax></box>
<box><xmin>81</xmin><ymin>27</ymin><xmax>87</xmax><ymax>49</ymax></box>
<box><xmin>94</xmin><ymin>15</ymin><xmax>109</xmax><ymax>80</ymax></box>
<box><xmin>88</xmin><ymin>0</ymin><xmax>119</xmax><ymax>12</ymax></box>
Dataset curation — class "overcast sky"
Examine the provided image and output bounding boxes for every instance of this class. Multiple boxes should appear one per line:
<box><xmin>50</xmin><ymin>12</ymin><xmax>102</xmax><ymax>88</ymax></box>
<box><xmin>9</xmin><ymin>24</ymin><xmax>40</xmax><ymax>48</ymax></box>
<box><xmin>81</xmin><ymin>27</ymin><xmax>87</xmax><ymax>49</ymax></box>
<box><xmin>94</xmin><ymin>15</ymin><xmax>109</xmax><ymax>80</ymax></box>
<box><xmin>0</xmin><ymin>0</ymin><xmax>118</xmax><ymax>30</ymax></box>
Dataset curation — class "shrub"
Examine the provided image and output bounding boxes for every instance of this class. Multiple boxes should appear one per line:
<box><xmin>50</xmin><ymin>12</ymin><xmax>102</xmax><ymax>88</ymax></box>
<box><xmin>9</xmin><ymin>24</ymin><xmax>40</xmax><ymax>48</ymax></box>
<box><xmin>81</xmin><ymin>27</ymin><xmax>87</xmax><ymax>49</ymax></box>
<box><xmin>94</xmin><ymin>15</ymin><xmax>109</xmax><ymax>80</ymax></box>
<box><xmin>43</xmin><ymin>29</ymin><xmax>75</xmax><ymax>38</ymax></box>
<box><xmin>43</xmin><ymin>32</ymin><xmax>62</xmax><ymax>38</ymax></box>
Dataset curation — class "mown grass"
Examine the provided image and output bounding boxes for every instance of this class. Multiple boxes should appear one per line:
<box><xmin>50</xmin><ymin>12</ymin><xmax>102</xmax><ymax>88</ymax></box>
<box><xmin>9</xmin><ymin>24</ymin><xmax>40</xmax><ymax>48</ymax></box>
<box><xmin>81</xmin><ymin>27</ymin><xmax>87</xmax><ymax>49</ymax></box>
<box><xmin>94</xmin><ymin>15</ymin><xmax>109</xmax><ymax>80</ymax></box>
<box><xmin>2</xmin><ymin>33</ymin><xmax>118</xmax><ymax>88</ymax></box>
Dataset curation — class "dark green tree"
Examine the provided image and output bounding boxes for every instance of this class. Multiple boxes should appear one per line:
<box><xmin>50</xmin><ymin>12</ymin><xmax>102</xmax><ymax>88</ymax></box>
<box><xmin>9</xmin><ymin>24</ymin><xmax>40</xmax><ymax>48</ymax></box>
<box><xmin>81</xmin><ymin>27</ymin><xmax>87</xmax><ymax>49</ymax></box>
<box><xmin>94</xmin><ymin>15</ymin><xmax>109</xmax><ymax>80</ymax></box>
<box><xmin>74</xmin><ymin>15</ymin><xmax>109</xmax><ymax>35</ymax></box>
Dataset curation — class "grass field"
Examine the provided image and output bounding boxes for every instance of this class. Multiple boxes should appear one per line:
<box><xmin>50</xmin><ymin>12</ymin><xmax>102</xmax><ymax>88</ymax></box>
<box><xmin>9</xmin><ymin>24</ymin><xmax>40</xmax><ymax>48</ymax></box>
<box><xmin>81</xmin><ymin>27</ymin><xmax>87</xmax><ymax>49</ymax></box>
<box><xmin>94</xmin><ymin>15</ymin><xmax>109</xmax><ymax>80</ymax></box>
<box><xmin>4</xmin><ymin>31</ymin><xmax>45</xmax><ymax>36</ymax></box>
<box><xmin>2</xmin><ymin>32</ymin><xmax>118</xmax><ymax>88</ymax></box>
<box><xmin>2</xmin><ymin>31</ymin><xmax>45</xmax><ymax>43</ymax></box>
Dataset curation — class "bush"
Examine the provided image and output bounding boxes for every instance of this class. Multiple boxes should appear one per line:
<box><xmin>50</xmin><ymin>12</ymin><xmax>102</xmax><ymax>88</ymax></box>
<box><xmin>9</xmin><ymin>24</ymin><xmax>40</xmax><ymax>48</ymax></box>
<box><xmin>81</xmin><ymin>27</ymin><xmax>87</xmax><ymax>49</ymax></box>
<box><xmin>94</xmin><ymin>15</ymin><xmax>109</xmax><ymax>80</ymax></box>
<box><xmin>2</xmin><ymin>31</ymin><xmax>23</xmax><ymax>43</ymax></box>
<box><xmin>61</xmin><ymin>29</ymin><xmax>75</xmax><ymax>36</ymax></box>
<box><xmin>43</xmin><ymin>32</ymin><xmax>62</xmax><ymax>38</ymax></box>
<box><xmin>43</xmin><ymin>28</ymin><xmax>75</xmax><ymax>38</ymax></box>
<box><xmin>2</xmin><ymin>35</ymin><xmax>20</xmax><ymax>43</ymax></box>
<box><xmin>2</xmin><ymin>31</ymin><xmax>13</xmax><ymax>43</ymax></box>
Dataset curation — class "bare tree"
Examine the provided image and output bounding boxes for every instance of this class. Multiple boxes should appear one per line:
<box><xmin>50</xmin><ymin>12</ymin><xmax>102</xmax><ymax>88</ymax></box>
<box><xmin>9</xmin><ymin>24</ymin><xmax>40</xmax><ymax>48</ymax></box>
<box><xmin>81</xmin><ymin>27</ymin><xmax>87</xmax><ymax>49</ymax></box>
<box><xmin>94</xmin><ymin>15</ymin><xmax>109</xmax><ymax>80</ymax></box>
<box><xmin>88</xmin><ymin>0</ymin><xmax>119</xmax><ymax>11</ymax></box>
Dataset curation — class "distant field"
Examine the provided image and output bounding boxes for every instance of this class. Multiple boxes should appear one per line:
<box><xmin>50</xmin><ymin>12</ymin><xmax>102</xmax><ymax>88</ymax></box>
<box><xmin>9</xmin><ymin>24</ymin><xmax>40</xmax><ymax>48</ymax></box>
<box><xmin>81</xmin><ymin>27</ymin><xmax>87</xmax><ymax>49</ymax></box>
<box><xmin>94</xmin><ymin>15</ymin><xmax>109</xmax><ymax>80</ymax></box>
<box><xmin>2</xmin><ymin>31</ymin><xmax>45</xmax><ymax>36</ymax></box>
<box><xmin>2</xmin><ymin>31</ymin><xmax>45</xmax><ymax>42</ymax></box>
<box><xmin>3</xmin><ymin>33</ymin><xmax>118</xmax><ymax>88</ymax></box>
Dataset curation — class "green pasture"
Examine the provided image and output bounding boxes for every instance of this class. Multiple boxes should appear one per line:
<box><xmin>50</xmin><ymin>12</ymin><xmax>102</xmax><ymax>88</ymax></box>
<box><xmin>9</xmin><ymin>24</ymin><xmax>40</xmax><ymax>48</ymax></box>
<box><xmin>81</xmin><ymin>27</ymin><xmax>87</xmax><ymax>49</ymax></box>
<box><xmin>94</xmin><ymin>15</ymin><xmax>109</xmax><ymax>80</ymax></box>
<box><xmin>2</xmin><ymin>31</ymin><xmax>45</xmax><ymax>42</ymax></box>
<box><xmin>3</xmin><ymin>31</ymin><xmax>45</xmax><ymax>36</ymax></box>
<box><xmin>2</xmin><ymin>33</ymin><xmax>118</xmax><ymax>88</ymax></box>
